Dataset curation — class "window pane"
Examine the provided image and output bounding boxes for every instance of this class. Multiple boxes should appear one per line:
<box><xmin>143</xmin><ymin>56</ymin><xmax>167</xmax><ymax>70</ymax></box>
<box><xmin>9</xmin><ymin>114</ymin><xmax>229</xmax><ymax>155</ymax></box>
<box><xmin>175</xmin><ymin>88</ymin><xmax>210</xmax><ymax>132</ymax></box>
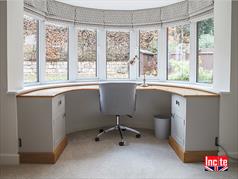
<box><xmin>45</xmin><ymin>23</ymin><xmax>68</xmax><ymax>81</ymax></box>
<box><xmin>106</xmin><ymin>31</ymin><xmax>130</xmax><ymax>79</ymax></box>
<box><xmin>167</xmin><ymin>25</ymin><xmax>190</xmax><ymax>81</ymax></box>
<box><xmin>77</xmin><ymin>29</ymin><xmax>97</xmax><ymax>78</ymax></box>
<box><xmin>139</xmin><ymin>30</ymin><xmax>158</xmax><ymax>77</ymax></box>
<box><xmin>197</xmin><ymin>18</ymin><xmax>214</xmax><ymax>83</ymax></box>
<box><xmin>23</xmin><ymin>15</ymin><xmax>38</xmax><ymax>83</ymax></box>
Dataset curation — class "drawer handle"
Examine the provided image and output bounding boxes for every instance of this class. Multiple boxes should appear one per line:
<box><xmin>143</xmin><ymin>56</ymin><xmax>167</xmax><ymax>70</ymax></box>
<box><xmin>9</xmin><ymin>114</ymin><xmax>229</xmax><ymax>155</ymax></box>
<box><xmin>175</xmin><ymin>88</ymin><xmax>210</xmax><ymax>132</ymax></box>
<box><xmin>176</xmin><ymin>100</ymin><xmax>180</xmax><ymax>106</ymax></box>
<box><xmin>58</xmin><ymin>100</ymin><xmax>62</xmax><ymax>106</ymax></box>
<box><xmin>63</xmin><ymin>113</ymin><xmax>66</xmax><ymax>118</ymax></box>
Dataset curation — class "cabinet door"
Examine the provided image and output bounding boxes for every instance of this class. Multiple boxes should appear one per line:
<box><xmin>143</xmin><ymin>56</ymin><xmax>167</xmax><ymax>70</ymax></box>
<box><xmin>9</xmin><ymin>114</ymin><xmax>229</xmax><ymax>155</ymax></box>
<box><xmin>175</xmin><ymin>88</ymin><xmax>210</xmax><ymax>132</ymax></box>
<box><xmin>171</xmin><ymin>113</ymin><xmax>185</xmax><ymax>147</ymax></box>
<box><xmin>171</xmin><ymin>95</ymin><xmax>186</xmax><ymax>118</ymax></box>
<box><xmin>18</xmin><ymin>98</ymin><xmax>53</xmax><ymax>152</ymax></box>
<box><xmin>53</xmin><ymin>113</ymin><xmax>66</xmax><ymax>149</ymax></box>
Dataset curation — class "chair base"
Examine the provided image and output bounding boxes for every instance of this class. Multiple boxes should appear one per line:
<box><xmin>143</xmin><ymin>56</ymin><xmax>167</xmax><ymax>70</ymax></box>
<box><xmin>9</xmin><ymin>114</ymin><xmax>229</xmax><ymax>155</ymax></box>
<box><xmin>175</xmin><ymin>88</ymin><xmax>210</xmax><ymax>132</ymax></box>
<box><xmin>95</xmin><ymin>115</ymin><xmax>141</xmax><ymax>146</ymax></box>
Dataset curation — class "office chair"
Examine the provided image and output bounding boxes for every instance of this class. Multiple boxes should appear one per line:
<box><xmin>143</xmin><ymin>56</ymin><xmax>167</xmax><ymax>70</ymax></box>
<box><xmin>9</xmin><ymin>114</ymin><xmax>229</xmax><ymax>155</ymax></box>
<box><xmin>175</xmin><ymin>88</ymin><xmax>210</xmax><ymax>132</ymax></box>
<box><xmin>95</xmin><ymin>82</ymin><xmax>141</xmax><ymax>146</ymax></box>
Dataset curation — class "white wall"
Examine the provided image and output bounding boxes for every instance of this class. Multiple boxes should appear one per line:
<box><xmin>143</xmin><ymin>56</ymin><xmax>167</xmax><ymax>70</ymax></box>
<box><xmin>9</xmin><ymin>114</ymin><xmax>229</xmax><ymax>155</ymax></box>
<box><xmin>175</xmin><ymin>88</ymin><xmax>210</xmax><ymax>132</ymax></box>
<box><xmin>213</xmin><ymin>0</ymin><xmax>232</xmax><ymax>91</ymax></box>
<box><xmin>230</xmin><ymin>1</ymin><xmax>238</xmax><ymax>157</ymax></box>
<box><xmin>66</xmin><ymin>90</ymin><xmax>171</xmax><ymax>133</ymax></box>
<box><xmin>7</xmin><ymin>0</ymin><xmax>24</xmax><ymax>92</ymax></box>
<box><xmin>214</xmin><ymin>0</ymin><xmax>238</xmax><ymax>158</ymax></box>
<box><xmin>0</xmin><ymin>0</ymin><xmax>23</xmax><ymax>165</ymax></box>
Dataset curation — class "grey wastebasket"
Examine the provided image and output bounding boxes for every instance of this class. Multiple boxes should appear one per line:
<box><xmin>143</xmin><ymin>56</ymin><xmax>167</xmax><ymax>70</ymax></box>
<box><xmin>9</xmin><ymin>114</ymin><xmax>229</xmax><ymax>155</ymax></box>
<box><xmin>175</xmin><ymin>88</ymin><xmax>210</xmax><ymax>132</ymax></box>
<box><xmin>154</xmin><ymin>115</ymin><xmax>171</xmax><ymax>139</ymax></box>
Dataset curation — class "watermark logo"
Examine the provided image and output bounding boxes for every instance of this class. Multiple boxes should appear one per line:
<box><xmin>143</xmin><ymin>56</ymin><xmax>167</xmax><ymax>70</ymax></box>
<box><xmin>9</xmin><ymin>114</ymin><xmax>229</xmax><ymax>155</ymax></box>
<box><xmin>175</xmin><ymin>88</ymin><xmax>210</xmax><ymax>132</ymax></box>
<box><xmin>204</xmin><ymin>156</ymin><xmax>228</xmax><ymax>171</ymax></box>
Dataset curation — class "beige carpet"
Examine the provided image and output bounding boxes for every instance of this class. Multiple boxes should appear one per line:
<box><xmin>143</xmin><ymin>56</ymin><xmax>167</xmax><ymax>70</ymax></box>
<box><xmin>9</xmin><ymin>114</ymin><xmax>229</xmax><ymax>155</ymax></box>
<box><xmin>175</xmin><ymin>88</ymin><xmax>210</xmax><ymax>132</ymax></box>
<box><xmin>0</xmin><ymin>129</ymin><xmax>238</xmax><ymax>179</ymax></box>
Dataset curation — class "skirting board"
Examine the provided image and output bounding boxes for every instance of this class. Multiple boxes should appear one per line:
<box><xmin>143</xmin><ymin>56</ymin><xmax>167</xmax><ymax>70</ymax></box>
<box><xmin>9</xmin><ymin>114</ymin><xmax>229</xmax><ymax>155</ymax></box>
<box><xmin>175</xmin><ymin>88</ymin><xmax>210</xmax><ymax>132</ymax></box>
<box><xmin>0</xmin><ymin>154</ymin><xmax>19</xmax><ymax>165</ymax></box>
<box><xmin>168</xmin><ymin>136</ymin><xmax>218</xmax><ymax>163</ymax></box>
<box><xmin>19</xmin><ymin>137</ymin><xmax>68</xmax><ymax>164</ymax></box>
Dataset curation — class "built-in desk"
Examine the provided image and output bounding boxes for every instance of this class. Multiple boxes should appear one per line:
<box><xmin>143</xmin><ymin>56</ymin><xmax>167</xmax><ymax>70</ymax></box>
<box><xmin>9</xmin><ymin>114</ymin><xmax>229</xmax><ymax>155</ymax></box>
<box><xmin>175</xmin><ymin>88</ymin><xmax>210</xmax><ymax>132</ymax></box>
<box><xmin>18</xmin><ymin>84</ymin><xmax>218</xmax><ymax>97</ymax></box>
<box><xmin>17</xmin><ymin>84</ymin><xmax>219</xmax><ymax>163</ymax></box>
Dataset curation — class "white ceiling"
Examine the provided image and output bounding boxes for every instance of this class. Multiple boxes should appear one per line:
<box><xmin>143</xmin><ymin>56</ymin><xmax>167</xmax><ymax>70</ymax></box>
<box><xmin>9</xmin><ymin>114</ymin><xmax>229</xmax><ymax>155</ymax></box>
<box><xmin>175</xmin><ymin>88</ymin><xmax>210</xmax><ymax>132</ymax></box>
<box><xmin>56</xmin><ymin>0</ymin><xmax>184</xmax><ymax>10</ymax></box>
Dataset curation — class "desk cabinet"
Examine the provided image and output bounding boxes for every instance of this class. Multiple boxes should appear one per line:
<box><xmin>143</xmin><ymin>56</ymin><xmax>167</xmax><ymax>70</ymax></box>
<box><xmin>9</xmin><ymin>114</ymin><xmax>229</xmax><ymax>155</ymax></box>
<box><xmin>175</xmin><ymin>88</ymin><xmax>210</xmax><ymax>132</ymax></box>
<box><xmin>170</xmin><ymin>94</ymin><xmax>219</xmax><ymax>162</ymax></box>
<box><xmin>171</xmin><ymin>113</ymin><xmax>185</xmax><ymax>147</ymax></box>
<box><xmin>171</xmin><ymin>95</ymin><xmax>186</xmax><ymax>147</ymax></box>
<box><xmin>17</xmin><ymin>94</ymin><xmax>67</xmax><ymax>163</ymax></box>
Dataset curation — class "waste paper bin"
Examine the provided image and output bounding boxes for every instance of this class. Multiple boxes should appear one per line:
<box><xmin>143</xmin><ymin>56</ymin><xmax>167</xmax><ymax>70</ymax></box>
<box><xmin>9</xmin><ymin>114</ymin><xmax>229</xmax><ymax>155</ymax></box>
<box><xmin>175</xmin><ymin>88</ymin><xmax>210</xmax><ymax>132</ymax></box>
<box><xmin>154</xmin><ymin>115</ymin><xmax>171</xmax><ymax>139</ymax></box>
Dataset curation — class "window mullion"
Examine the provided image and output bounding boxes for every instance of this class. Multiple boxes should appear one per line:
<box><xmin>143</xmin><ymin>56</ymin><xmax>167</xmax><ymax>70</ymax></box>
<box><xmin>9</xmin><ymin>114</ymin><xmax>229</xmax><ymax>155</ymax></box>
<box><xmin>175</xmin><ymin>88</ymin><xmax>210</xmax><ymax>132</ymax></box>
<box><xmin>97</xmin><ymin>28</ymin><xmax>106</xmax><ymax>80</ymax></box>
<box><xmin>36</xmin><ymin>20</ymin><xmax>40</xmax><ymax>83</ymax></box>
<box><xmin>38</xmin><ymin>19</ymin><xmax>45</xmax><ymax>83</ymax></box>
<box><xmin>190</xmin><ymin>22</ymin><xmax>197</xmax><ymax>83</ymax></box>
<box><xmin>130</xmin><ymin>29</ymin><xmax>139</xmax><ymax>80</ymax></box>
<box><xmin>68</xmin><ymin>24</ymin><xmax>77</xmax><ymax>81</ymax></box>
<box><xmin>159</xmin><ymin>25</ymin><xmax>167</xmax><ymax>81</ymax></box>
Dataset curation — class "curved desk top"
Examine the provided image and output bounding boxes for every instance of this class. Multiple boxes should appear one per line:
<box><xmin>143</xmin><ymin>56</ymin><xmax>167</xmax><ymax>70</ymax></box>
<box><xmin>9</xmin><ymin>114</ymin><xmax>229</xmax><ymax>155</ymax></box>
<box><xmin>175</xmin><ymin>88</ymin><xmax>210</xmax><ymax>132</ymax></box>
<box><xmin>17</xmin><ymin>84</ymin><xmax>219</xmax><ymax>98</ymax></box>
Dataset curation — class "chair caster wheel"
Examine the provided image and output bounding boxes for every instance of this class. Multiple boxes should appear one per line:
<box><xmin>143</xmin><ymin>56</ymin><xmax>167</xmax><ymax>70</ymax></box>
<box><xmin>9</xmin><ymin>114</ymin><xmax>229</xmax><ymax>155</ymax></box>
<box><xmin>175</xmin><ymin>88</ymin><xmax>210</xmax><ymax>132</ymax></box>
<box><xmin>136</xmin><ymin>134</ymin><xmax>141</xmax><ymax>138</ymax></box>
<box><xmin>95</xmin><ymin>137</ymin><xmax>100</xmax><ymax>142</ymax></box>
<box><xmin>99</xmin><ymin>129</ymin><xmax>104</xmax><ymax>133</ymax></box>
<box><xmin>119</xmin><ymin>141</ymin><xmax>125</xmax><ymax>146</ymax></box>
<box><xmin>122</xmin><ymin>128</ymin><xmax>126</xmax><ymax>131</ymax></box>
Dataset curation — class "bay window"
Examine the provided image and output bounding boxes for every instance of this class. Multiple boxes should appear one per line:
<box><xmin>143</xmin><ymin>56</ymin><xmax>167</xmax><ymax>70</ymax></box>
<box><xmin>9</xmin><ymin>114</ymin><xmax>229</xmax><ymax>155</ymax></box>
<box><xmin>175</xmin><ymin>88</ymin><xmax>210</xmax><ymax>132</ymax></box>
<box><xmin>45</xmin><ymin>22</ymin><xmax>69</xmax><ymax>81</ymax></box>
<box><xmin>106</xmin><ymin>31</ymin><xmax>130</xmax><ymax>79</ymax></box>
<box><xmin>22</xmin><ymin>11</ymin><xmax>215</xmax><ymax>86</ymax></box>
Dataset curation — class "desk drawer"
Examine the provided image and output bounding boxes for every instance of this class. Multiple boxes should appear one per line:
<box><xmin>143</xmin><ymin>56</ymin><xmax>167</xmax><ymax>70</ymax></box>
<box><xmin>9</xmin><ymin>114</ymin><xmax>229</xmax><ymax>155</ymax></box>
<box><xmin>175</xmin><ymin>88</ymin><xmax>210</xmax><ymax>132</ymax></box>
<box><xmin>52</xmin><ymin>95</ymin><xmax>65</xmax><ymax>119</ymax></box>
<box><xmin>172</xmin><ymin>94</ymin><xmax>186</xmax><ymax>118</ymax></box>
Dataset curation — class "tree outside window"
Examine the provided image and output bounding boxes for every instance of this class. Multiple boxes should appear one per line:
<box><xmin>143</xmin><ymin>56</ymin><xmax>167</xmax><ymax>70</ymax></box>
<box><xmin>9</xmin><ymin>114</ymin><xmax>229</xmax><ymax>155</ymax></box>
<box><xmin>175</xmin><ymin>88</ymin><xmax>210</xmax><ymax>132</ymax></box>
<box><xmin>45</xmin><ymin>23</ymin><xmax>68</xmax><ymax>81</ymax></box>
<box><xmin>77</xmin><ymin>29</ymin><xmax>97</xmax><ymax>79</ymax></box>
<box><xmin>197</xmin><ymin>18</ymin><xmax>214</xmax><ymax>83</ymax></box>
<box><xmin>167</xmin><ymin>24</ymin><xmax>190</xmax><ymax>81</ymax></box>
<box><xmin>139</xmin><ymin>30</ymin><xmax>158</xmax><ymax>77</ymax></box>
<box><xmin>23</xmin><ymin>15</ymin><xmax>38</xmax><ymax>83</ymax></box>
<box><xmin>106</xmin><ymin>31</ymin><xmax>130</xmax><ymax>79</ymax></box>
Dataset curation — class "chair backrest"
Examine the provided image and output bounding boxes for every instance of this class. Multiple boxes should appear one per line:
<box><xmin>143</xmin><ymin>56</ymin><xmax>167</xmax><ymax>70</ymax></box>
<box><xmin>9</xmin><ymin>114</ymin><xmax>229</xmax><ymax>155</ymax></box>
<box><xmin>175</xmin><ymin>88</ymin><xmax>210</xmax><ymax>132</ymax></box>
<box><xmin>99</xmin><ymin>82</ymin><xmax>137</xmax><ymax>116</ymax></box>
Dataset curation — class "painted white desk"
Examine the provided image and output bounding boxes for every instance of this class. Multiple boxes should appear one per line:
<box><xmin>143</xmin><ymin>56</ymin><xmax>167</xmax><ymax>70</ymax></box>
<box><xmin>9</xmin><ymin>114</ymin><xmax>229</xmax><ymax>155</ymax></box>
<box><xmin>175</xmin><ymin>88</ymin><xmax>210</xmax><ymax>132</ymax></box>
<box><xmin>17</xmin><ymin>84</ymin><xmax>219</xmax><ymax>163</ymax></box>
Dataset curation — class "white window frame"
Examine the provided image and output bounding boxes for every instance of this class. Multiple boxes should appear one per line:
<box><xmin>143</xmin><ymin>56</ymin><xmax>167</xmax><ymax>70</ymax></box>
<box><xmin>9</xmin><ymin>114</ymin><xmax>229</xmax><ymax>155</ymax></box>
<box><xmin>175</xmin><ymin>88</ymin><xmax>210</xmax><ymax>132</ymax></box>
<box><xmin>68</xmin><ymin>24</ymin><xmax>77</xmax><ymax>81</ymax></box>
<box><xmin>38</xmin><ymin>18</ymin><xmax>46</xmax><ymax>83</ymax></box>
<box><xmin>130</xmin><ymin>29</ymin><xmax>139</xmax><ymax>80</ymax></box>
<box><xmin>189</xmin><ymin>21</ymin><xmax>197</xmax><ymax>84</ymax></box>
<box><xmin>97</xmin><ymin>27</ymin><xmax>107</xmax><ymax>81</ymax></box>
<box><xmin>158</xmin><ymin>24</ymin><xmax>167</xmax><ymax>82</ymax></box>
<box><xmin>23</xmin><ymin>10</ymin><xmax>215</xmax><ymax>89</ymax></box>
